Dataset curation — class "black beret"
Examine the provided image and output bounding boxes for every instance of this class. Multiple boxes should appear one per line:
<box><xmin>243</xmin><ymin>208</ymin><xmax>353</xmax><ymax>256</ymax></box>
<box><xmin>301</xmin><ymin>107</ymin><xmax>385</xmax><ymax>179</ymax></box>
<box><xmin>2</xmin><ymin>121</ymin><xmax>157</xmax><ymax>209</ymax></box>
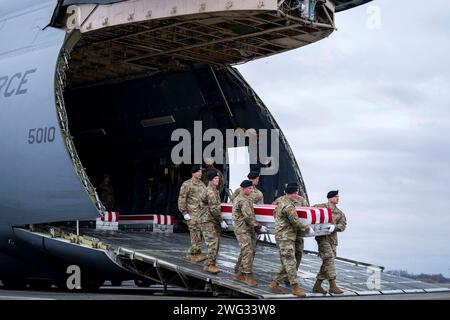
<box><xmin>286</xmin><ymin>182</ymin><xmax>299</xmax><ymax>188</ymax></box>
<box><xmin>327</xmin><ymin>190</ymin><xmax>339</xmax><ymax>199</ymax></box>
<box><xmin>285</xmin><ymin>186</ymin><xmax>299</xmax><ymax>194</ymax></box>
<box><xmin>207</xmin><ymin>171</ymin><xmax>219</xmax><ymax>181</ymax></box>
<box><xmin>191</xmin><ymin>165</ymin><xmax>202</xmax><ymax>173</ymax></box>
<box><xmin>240</xmin><ymin>180</ymin><xmax>253</xmax><ymax>188</ymax></box>
<box><xmin>247</xmin><ymin>171</ymin><xmax>260</xmax><ymax>179</ymax></box>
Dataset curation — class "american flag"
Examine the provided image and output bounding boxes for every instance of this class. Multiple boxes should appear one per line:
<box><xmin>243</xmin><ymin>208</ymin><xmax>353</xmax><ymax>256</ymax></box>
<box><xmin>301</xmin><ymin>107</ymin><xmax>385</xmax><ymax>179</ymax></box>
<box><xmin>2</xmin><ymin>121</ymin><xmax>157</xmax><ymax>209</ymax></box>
<box><xmin>220</xmin><ymin>203</ymin><xmax>332</xmax><ymax>225</ymax></box>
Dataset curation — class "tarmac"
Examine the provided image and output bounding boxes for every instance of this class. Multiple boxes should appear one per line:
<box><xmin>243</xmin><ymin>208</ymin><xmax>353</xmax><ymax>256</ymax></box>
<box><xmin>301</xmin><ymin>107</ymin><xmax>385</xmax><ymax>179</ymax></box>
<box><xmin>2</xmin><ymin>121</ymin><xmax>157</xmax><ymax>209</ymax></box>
<box><xmin>1</xmin><ymin>281</ymin><xmax>449</xmax><ymax>300</ymax></box>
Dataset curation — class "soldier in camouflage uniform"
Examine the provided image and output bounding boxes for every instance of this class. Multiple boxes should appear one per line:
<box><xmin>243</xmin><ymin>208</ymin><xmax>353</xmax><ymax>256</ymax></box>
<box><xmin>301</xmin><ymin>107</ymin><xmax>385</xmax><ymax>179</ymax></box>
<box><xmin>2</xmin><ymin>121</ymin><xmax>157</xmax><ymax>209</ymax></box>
<box><xmin>272</xmin><ymin>182</ymin><xmax>308</xmax><ymax>207</ymax></box>
<box><xmin>178</xmin><ymin>165</ymin><xmax>208</xmax><ymax>263</ymax></box>
<box><xmin>312</xmin><ymin>190</ymin><xmax>347</xmax><ymax>294</ymax></box>
<box><xmin>271</xmin><ymin>182</ymin><xmax>309</xmax><ymax>286</ymax></box>
<box><xmin>201</xmin><ymin>171</ymin><xmax>227</xmax><ymax>274</ymax></box>
<box><xmin>230</xmin><ymin>171</ymin><xmax>264</xmax><ymax>204</ymax></box>
<box><xmin>232</xmin><ymin>180</ymin><xmax>266</xmax><ymax>287</ymax></box>
<box><xmin>269</xmin><ymin>185</ymin><xmax>313</xmax><ymax>297</ymax></box>
<box><xmin>98</xmin><ymin>174</ymin><xmax>115</xmax><ymax>211</ymax></box>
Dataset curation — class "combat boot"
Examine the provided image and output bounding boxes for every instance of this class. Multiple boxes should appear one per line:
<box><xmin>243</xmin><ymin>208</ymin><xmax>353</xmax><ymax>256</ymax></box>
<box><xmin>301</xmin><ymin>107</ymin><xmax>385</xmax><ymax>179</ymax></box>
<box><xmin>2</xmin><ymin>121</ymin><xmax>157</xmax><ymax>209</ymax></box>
<box><xmin>186</xmin><ymin>254</ymin><xmax>197</xmax><ymax>263</ymax></box>
<box><xmin>234</xmin><ymin>265</ymin><xmax>239</xmax><ymax>274</ymax></box>
<box><xmin>194</xmin><ymin>254</ymin><xmax>207</xmax><ymax>263</ymax></box>
<box><xmin>243</xmin><ymin>273</ymin><xmax>257</xmax><ymax>287</ymax></box>
<box><xmin>329</xmin><ymin>279</ymin><xmax>344</xmax><ymax>294</ymax></box>
<box><xmin>312</xmin><ymin>279</ymin><xmax>327</xmax><ymax>294</ymax></box>
<box><xmin>268</xmin><ymin>281</ymin><xmax>285</xmax><ymax>294</ymax></box>
<box><xmin>234</xmin><ymin>272</ymin><xmax>245</xmax><ymax>282</ymax></box>
<box><xmin>291</xmin><ymin>284</ymin><xmax>306</xmax><ymax>298</ymax></box>
<box><xmin>203</xmin><ymin>264</ymin><xmax>220</xmax><ymax>274</ymax></box>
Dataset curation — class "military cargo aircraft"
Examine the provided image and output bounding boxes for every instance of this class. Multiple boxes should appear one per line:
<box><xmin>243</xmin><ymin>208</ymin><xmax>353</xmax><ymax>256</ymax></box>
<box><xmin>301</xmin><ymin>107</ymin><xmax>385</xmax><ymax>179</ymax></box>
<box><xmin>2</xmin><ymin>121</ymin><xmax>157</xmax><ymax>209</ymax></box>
<box><xmin>0</xmin><ymin>0</ymin><xmax>374</xmax><ymax>292</ymax></box>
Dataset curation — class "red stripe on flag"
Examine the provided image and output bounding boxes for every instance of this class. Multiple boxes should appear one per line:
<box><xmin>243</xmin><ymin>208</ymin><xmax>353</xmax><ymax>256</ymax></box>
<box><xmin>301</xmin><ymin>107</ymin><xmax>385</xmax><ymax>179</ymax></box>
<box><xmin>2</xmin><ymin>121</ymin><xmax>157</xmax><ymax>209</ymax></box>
<box><xmin>297</xmin><ymin>210</ymin><xmax>308</xmax><ymax>219</ymax></box>
<box><xmin>221</xmin><ymin>204</ymin><xmax>233</xmax><ymax>213</ymax></box>
<box><xmin>311</xmin><ymin>209</ymin><xmax>317</xmax><ymax>224</ymax></box>
<box><xmin>319</xmin><ymin>208</ymin><xmax>325</xmax><ymax>224</ymax></box>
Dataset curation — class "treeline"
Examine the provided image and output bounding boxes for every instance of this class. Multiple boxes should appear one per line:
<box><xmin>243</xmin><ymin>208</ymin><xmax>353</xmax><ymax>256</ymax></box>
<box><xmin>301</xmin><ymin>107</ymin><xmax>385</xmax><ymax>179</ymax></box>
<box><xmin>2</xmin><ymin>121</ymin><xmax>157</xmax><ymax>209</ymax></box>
<box><xmin>387</xmin><ymin>270</ymin><xmax>450</xmax><ymax>284</ymax></box>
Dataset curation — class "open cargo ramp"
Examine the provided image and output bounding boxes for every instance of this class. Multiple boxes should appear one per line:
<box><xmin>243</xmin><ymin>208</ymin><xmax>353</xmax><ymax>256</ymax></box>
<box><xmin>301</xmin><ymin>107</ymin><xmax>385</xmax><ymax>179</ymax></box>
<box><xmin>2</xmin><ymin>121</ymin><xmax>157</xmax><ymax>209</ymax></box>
<box><xmin>47</xmin><ymin>228</ymin><xmax>450</xmax><ymax>299</ymax></box>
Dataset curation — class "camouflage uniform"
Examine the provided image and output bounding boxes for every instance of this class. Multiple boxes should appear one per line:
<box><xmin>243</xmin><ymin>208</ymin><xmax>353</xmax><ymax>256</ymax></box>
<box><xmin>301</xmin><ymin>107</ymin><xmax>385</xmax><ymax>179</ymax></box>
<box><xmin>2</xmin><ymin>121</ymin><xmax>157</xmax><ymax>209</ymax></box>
<box><xmin>232</xmin><ymin>193</ymin><xmax>261</xmax><ymax>274</ymax></box>
<box><xmin>273</xmin><ymin>197</ymin><xmax>310</xmax><ymax>285</ymax></box>
<box><xmin>231</xmin><ymin>187</ymin><xmax>264</xmax><ymax>204</ymax></box>
<box><xmin>272</xmin><ymin>194</ymin><xmax>308</xmax><ymax>207</ymax></box>
<box><xmin>178</xmin><ymin>178</ymin><xmax>208</xmax><ymax>255</ymax></box>
<box><xmin>99</xmin><ymin>181</ymin><xmax>115</xmax><ymax>210</ymax></box>
<box><xmin>272</xmin><ymin>195</ymin><xmax>309</xmax><ymax>283</ymax></box>
<box><xmin>201</xmin><ymin>184</ymin><xmax>222</xmax><ymax>266</ymax></box>
<box><xmin>313</xmin><ymin>203</ymin><xmax>347</xmax><ymax>281</ymax></box>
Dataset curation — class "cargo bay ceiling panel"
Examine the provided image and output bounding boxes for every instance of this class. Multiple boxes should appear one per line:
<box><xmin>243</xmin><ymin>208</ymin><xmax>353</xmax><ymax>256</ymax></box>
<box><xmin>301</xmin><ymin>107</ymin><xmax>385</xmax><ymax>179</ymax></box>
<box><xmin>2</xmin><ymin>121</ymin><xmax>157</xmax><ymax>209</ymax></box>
<box><xmin>56</xmin><ymin>0</ymin><xmax>345</xmax><ymax>86</ymax></box>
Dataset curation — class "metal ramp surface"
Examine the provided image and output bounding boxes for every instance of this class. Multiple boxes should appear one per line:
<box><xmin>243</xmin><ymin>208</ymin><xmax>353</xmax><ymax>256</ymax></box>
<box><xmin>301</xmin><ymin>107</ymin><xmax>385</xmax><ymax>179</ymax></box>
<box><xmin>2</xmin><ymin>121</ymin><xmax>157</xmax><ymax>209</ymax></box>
<box><xmin>77</xmin><ymin>229</ymin><xmax>450</xmax><ymax>299</ymax></box>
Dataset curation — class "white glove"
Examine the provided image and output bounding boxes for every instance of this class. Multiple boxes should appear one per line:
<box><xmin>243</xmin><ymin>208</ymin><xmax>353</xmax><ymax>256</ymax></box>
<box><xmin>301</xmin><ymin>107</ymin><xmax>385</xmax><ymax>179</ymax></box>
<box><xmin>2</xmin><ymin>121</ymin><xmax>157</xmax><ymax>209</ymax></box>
<box><xmin>259</xmin><ymin>225</ymin><xmax>268</xmax><ymax>233</ymax></box>
<box><xmin>328</xmin><ymin>224</ymin><xmax>336</xmax><ymax>233</ymax></box>
<box><xmin>183</xmin><ymin>213</ymin><xmax>191</xmax><ymax>221</ymax></box>
<box><xmin>220</xmin><ymin>221</ymin><xmax>228</xmax><ymax>230</ymax></box>
<box><xmin>307</xmin><ymin>227</ymin><xmax>315</xmax><ymax>236</ymax></box>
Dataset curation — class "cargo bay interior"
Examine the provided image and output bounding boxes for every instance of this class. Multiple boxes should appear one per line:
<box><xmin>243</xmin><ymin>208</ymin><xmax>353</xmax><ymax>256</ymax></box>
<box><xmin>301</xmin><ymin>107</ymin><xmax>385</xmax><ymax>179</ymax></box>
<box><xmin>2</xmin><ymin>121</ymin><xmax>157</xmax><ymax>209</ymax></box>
<box><xmin>57</xmin><ymin>3</ymin><xmax>318</xmax><ymax>216</ymax></box>
<box><xmin>63</xmin><ymin>66</ymin><xmax>283</xmax><ymax>217</ymax></box>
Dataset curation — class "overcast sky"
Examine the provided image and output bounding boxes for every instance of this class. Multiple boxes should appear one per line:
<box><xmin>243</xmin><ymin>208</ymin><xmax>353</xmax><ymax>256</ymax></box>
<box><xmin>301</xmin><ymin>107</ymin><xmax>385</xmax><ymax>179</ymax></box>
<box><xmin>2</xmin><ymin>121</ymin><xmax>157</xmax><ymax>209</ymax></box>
<box><xmin>237</xmin><ymin>0</ymin><xmax>450</xmax><ymax>277</ymax></box>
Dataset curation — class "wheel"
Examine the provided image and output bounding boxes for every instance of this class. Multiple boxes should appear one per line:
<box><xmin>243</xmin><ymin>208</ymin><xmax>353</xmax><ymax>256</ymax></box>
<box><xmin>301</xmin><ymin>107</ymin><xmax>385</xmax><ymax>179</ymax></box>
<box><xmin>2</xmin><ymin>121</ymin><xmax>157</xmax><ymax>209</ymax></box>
<box><xmin>1</xmin><ymin>278</ymin><xmax>27</xmax><ymax>290</ymax></box>
<box><xmin>134</xmin><ymin>279</ymin><xmax>152</xmax><ymax>288</ymax></box>
<box><xmin>27</xmin><ymin>279</ymin><xmax>53</xmax><ymax>290</ymax></box>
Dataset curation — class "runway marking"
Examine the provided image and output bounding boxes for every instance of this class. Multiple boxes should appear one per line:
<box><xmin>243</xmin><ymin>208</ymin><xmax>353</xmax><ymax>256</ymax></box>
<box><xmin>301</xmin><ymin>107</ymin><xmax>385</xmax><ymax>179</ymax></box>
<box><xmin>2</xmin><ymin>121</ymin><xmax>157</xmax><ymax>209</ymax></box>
<box><xmin>0</xmin><ymin>295</ymin><xmax>55</xmax><ymax>300</ymax></box>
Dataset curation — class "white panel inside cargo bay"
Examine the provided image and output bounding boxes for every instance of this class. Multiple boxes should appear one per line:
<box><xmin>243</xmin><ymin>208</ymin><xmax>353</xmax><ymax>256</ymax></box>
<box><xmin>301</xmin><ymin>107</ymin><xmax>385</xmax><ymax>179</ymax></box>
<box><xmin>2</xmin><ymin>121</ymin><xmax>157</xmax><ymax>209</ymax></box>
<box><xmin>226</xmin><ymin>146</ymin><xmax>250</xmax><ymax>200</ymax></box>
